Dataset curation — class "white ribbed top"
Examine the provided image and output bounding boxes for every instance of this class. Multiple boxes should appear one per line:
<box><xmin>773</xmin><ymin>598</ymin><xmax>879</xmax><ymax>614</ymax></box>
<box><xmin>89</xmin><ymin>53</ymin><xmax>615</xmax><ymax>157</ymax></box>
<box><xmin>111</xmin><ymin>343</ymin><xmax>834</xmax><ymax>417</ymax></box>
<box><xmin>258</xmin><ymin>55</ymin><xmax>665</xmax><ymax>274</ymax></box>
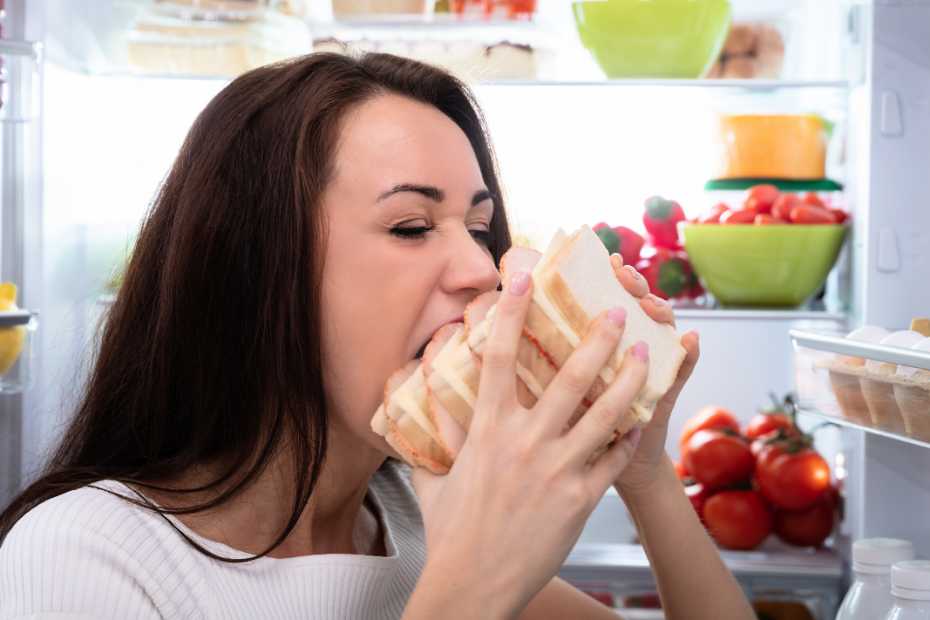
<box><xmin>0</xmin><ymin>460</ymin><xmax>425</xmax><ymax>620</ymax></box>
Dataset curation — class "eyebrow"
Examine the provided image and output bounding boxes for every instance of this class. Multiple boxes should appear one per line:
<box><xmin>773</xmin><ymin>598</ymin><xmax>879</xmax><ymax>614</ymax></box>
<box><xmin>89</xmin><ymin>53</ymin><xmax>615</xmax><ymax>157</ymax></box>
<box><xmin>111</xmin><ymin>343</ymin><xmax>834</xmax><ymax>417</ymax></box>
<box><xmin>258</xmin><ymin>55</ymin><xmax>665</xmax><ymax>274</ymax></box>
<box><xmin>377</xmin><ymin>184</ymin><xmax>498</xmax><ymax>209</ymax></box>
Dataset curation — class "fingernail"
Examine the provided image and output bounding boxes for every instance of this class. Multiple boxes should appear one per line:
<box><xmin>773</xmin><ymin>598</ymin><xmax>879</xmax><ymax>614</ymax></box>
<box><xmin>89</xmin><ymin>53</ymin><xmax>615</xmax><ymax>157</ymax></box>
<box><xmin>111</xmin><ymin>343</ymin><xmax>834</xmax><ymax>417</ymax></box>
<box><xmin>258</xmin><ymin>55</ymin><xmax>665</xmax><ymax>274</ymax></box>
<box><xmin>509</xmin><ymin>269</ymin><xmax>531</xmax><ymax>296</ymax></box>
<box><xmin>627</xmin><ymin>428</ymin><xmax>642</xmax><ymax>448</ymax></box>
<box><xmin>690</xmin><ymin>329</ymin><xmax>700</xmax><ymax>341</ymax></box>
<box><xmin>632</xmin><ymin>340</ymin><xmax>649</xmax><ymax>362</ymax></box>
<box><xmin>624</xmin><ymin>265</ymin><xmax>640</xmax><ymax>280</ymax></box>
<box><xmin>607</xmin><ymin>306</ymin><xmax>627</xmax><ymax>328</ymax></box>
<box><xmin>649</xmin><ymin>294</ymin><xmax>664</xmax><ymax>307</ymax></box>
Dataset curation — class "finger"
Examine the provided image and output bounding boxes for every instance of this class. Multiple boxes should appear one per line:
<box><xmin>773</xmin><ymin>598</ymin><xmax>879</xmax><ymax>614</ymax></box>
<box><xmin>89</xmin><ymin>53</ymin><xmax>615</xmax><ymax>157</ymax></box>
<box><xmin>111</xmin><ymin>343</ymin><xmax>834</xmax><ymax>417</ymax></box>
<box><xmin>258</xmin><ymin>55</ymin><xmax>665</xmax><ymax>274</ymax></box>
<box><xmin>535</xmin><ymin>307</ymin><xmax>628</xmax><ymax>431</ymax></box>
<box><xmin>652</xmin><ymin>330</ymin><xmax>700</xmax><ymax>428</ymax></box>
<box><xmin>586</xmin><ymin>427</ymin><xmax>641</xmax><ymax>493</ymax></box>
<box><xmin>475</xmin><ymin>268</ymin><xmax>534</xmax><ymax>416</ymax></box>
<box><xmin>566</xmin><ymin>342</ymin><xmax>649</xmax><ymax>461</ymax></box>
<box><xmin>617</xmin><ymin>265</ymin><xmax>649</xmax><ymax>298</ymax></box>
<box><xmin>640</xmin><ymin>293</ymin><xmax>676</xmax><ymax>328</ymax></box>
<box><xmin>609</xmin><ymin>253</ymin><xmax>623</xmax><ymax>271</ymax></box>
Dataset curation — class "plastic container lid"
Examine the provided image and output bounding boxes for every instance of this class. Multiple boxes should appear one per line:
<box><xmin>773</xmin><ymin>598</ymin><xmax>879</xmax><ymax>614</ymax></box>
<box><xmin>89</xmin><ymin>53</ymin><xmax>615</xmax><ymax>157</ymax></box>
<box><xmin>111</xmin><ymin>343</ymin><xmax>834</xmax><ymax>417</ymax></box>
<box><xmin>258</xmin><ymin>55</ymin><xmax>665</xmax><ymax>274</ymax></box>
<box><xmin>892</xmin><ymin>560</ymin><xmax>930</xmax><ymax>600</ymax></box>
<box><xmin>852</xmin><ymin>538</ymin><xmax>915</xmax><ymax>574</ymax></box>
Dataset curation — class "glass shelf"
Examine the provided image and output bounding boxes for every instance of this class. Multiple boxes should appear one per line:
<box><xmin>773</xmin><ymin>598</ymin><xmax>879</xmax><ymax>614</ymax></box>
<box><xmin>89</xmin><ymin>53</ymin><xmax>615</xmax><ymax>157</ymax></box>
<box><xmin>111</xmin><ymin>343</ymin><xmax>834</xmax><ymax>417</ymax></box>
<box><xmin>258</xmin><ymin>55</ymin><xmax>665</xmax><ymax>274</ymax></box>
<box><xmin>791</xmin><ymin>330</ymin><xmax>930</xmax><ymax>449</ymax></box>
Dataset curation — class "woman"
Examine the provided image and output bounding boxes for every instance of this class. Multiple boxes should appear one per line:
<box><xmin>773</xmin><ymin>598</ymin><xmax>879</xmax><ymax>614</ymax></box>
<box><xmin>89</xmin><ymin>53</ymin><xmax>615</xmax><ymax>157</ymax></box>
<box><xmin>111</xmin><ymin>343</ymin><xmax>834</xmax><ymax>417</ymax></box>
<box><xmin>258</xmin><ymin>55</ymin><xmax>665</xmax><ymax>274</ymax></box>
<box><xmin>0</xmin><ymin>53</ymin><xmax>754</xmax><ymax>619</ymax></box>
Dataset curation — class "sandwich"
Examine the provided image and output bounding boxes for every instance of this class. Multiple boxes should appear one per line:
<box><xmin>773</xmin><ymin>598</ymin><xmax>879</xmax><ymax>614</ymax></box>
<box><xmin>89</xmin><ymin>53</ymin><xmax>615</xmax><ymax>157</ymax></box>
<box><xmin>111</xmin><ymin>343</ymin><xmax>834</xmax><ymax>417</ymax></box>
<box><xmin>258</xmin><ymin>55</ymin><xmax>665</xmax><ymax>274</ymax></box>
<box><xmin>371</xmin><ymin>225</ymin><xmax>688</xmax><ymax>473</ymax></box>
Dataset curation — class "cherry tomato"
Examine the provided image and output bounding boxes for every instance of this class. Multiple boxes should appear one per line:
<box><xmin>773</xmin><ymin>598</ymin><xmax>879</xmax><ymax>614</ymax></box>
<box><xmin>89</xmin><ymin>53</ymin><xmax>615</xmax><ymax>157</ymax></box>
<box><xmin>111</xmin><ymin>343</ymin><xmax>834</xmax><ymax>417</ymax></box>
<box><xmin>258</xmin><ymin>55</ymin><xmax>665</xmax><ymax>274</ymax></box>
<box><xmin>743</xmin><ymin>184</ymin><xmax>779</xmax><ymax>214</ymax></box>
<box><xmin>831</xmin><ymin>208</ymin><xmax>848</xmax><ymax>224</ymax></box>
<box><xmin>756</xmin><ymin>441</ymin><xmax>831</xmax><ymax>510</ymax></box>
<box><xmin>674</xmin><ymin>461</ymin><xmax>688</xmax><ymax>479</ymax></box>
<box><xmin>745</xmin><ymin>413</ymin><xmax>793</xmax><ymax>439</ymax></box>
<box><xmin>720</xmin><ymin>208</ymin><xmax>758</xmax><ymax>224</ymax></box>
<box><xmin>699</xmin><ymin>203</ymin><xmax>730</xmax><ymax>224</ymax></box>
<box><xmin>686</xmin><ymin>429</ymin><xmax>755</xmax><ymax>490</ymax></box>
<box><xmin>789</xmin><ymin>205</ymin><xmax>838</xmax><ymax>224</ymax></box>
<box><xmin>680</xmin><ymin>406</ymin><xmax>740</xmax><ymax>467</ymax></box>
<box><xmin>774</xmin><ymin>491</ymin><xmax>835</xmax><ymax>548</ymax></box>
<box><xmin>684</xmin><ymin>479</ymin><xmax>708</xmax><ymax>520</ymax></box>
<box><xmin>753</xmin><ymin>213</ymin><xmax>785</xmax><ymax>225</ymax></box>
<box><xmin>582</xmin><ymin>591</ymin><xmax>614</xmax><ymax>607</ymax></box>
<box><xmin>801</xmin><ymin>192</ymin><xmax>826</xmax><ymax>208</ymax></box>
<box><xmin>771</xmin><ymin>193</ymin><xmax>800</xmax><ymax>221</ymax></box>
<box><xmin>703</xmin><ymin>489</ymin><xmax>773</xmax><ymax>550</ymax></box>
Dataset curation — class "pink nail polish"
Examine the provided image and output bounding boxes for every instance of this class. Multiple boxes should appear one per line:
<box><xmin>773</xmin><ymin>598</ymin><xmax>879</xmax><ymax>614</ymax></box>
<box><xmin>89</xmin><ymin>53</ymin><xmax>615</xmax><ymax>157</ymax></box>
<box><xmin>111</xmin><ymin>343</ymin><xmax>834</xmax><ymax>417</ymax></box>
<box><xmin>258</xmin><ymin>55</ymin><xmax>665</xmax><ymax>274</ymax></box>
<box><xmin>625</xmin><ymin>266</ymin><xmax>640</xmax><ymax>280</ymax></box>
<box><xmin>607</xmin><ymin>306</ymin><xmax>627</xmax><ymax>328</ymax></box>
<box><xmin>691</xmin><ymin>329</ymin><xmax>700</xmax><ymax>341</ymax></box>
<box><xmin>627</xmin><ymin>428</ymin><xmax>642</xmax><ymax>448</ymax></box>
<box><xmin>632</xmin><ymin>341</ymin><xmax>649</xmax><ymax>362</ymax></box>
<box><xmin>509</xmin><ymin>269</ymin><xmax>531</xmax><ymax>296</ymax></box>
<box><xmin>650</xmin><ymin>295</ymin><xmax>664</xmax><ymax>307</ymax></box>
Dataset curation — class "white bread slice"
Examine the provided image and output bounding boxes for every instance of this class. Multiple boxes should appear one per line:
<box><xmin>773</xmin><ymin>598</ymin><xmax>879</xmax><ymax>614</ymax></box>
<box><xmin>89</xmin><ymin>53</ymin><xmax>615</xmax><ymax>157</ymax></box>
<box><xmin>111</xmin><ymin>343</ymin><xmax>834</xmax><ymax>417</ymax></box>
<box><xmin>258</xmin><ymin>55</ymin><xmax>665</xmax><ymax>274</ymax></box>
<box><xmin>535</xmin><ymin>225</ymin><xmax>686</xmax><ymax>424</ymax></box>
<box><xmin>383</xmin><ymin>360</ymin><xmax>453</xmax><ymax>474</ymax></box>
<box><xmin>429</xmin><ymin>326</ymin><xmax>480</xmax><ymax>430</ymax></box>
<box><xmin>423</xmin><ymin>323</ymin><xmax>469</xmax><ymax>457</ymax></box>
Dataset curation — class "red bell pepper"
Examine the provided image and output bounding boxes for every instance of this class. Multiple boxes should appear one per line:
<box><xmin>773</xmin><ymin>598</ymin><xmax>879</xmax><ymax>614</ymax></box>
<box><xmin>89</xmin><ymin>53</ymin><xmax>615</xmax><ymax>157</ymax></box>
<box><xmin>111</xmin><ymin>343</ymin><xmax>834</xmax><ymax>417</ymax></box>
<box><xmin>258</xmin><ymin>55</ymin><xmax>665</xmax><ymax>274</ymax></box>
<box><xmin>592</xmin><ymin>222</ymin><xmax>645</xmax><ymax>267</ymax></box>
<box><xmin>643</xmin><ymin>196</ymin><xmax>686</xmax><ymax>249</ymax></box>
<box><xmin>636</xmin><ymin>247</ymin><xmax>696</xmax><ymax>300</ymax></box>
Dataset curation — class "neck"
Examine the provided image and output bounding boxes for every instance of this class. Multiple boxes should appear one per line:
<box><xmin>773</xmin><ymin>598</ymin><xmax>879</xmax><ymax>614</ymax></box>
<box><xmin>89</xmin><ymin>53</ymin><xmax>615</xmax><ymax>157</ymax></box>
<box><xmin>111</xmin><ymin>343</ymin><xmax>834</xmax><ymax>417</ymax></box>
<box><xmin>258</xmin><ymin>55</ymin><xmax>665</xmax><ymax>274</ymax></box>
<box><xmin>154</xmin><ymin>422</ymin><xmax>389</xmax><ymax>559</ymax></box>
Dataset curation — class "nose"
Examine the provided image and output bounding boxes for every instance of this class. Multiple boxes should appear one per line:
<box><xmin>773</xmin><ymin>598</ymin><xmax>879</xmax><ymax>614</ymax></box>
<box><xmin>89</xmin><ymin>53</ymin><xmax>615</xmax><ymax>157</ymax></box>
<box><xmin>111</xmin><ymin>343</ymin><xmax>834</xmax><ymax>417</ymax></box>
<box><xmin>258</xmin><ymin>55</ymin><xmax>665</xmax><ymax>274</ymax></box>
<box><xmin>440</xmin><ymin>228</ymin><xmax>502</xmax><ymax>297</ymax></box>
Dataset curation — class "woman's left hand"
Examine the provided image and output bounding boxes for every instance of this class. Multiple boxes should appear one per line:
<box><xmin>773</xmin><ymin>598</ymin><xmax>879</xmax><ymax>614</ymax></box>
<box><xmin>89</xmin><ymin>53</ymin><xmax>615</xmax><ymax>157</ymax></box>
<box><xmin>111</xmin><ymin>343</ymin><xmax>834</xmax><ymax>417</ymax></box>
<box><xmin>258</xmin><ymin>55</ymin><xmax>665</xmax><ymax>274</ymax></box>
<box><xmin>608</xmin><ymin>254</ymin><xmax>701</xmax><ymax>496</ymax></box>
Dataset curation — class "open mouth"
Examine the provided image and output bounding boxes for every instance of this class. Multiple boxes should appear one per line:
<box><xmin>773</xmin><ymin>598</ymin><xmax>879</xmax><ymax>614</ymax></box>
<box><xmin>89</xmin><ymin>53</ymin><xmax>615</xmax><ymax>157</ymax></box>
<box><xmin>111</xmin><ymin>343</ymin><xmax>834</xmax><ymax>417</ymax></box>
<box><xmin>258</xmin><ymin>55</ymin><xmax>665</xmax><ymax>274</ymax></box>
<box><xmin>415</xmin><ymin>316</ymin><xmax>465</xmax><ymax>359</ymax></box>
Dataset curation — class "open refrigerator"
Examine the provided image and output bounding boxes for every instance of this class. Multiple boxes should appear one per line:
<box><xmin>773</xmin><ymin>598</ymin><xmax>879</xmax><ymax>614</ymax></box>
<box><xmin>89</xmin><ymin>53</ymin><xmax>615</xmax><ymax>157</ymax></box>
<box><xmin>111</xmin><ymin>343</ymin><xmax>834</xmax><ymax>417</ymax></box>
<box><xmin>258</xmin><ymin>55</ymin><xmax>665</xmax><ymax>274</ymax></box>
<box><xmin>3</xmin><ymin>0</ymin><xmax>930</xmax><ymax>618</ymax></box>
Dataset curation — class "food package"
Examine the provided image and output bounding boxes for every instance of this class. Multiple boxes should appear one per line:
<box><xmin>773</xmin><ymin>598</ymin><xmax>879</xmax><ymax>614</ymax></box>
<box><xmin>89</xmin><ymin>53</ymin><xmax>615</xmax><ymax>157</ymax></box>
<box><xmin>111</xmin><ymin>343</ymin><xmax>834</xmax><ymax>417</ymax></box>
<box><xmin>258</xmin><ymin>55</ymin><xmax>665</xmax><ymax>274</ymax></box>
<box><xmin>128</xmin><ymin>3</ymin><xmax>311</xmax><ymax>75</ymax></box>
<box><xmin>313</xmin><ymin>37</ymin><xmax>538</xmax><ymax>80</ymax></box>
<box><xmin>714</xmin><ymin>114</ymin><xmax>827</xmax><ymax>180</ymax></box>
<box><xmin>332</xmin><ymin>0</ymin><xmax>436</xmax><ymax>15</ymax></box>
<box><xmin>706</xmin><ymin>22</ymin><xmax>784</xmax><ymax>79</ymax></box>
<box><xmin>0</xmin><ymin>283</ymin><xmax>25</xmax><ymax>377</ymax></box>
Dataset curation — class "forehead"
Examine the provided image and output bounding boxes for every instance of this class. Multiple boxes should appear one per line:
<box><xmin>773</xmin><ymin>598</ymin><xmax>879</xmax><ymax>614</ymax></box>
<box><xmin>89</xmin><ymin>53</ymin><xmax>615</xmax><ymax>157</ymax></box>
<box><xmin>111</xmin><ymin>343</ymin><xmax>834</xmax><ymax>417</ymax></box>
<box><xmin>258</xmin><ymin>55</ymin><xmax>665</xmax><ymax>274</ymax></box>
<box><xmin>334</xmin><ymin>94</ymin><xmax>485</xmax><ymax>188</ymax></box>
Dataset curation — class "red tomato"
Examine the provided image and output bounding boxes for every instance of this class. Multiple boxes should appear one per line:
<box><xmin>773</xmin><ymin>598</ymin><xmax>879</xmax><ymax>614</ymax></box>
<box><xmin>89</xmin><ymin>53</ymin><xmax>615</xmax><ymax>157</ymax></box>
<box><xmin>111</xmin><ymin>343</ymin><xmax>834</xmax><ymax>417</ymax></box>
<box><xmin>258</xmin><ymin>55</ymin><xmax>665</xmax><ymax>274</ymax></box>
<box><xmin>771</xmin><ymin>193</ymin><xmax>800</xmax><ymax>221</ymax></box>
<box><xmin>745</xmin><ymin>413</ymin><xmax>793</xmax><ymax>439</ymax></box>
<box><xmin>679</xmin><ymin>406</ymin><xmax>740</xmax><ymax>466</ymax></box>
<box><xmin>756</xmin><ymin>442</ymin><xmax>831</xmax><ymax>510</ymax></box>
<box><xmin>684</xmin><ymin>480</ymin><xmax>708</xmax><ymax>520</ymax></box>
<box><xmin>720</xmin><ymin>208</ymin><xmax>758</xmax><ymax>224</ymax></box>
<box><xmin>831</xmin><ymin>208</ymin><xmax>848</xmax><ymax>224</ymax></box>
<box><xmin>674</xmin><ymin>461</ymin><xmax>688</xmax><ymax>479</ymax></box>
<box><xmin>754</xmin><ymin>213</ymin><xmax>784</xmax><ymax>225</ymax></box>
<box><xmin>743</xmin><ymin>184</ymin><xmax>779</xmax><ymax>214</ymax></box>
<box><xmin>685</xmin><ymin>429</ymin><xmax>755</xmax><ymax>490</ymax></box>
<box><xmin>703</xmin><ymin>490</ymin><xmax>773</xmax><ymax>550</ymax></box>
<box><xmin>774</xmin><ymin>491</ymin><xmax>835</xmax><ymax>548</ymax></box>
<box><xmin>582</xmin><ymin>591</ymin><xmax>614</xmax><ymax>607</ymax></box>
<box><xmin>801</xmin><ymin>192</ymin><xmax>826</xmax><ymax>208</ymax></box>
<box><xmin>699</xmin><ymin>203</ymin><xmax>730</xmax><ymax>224</ymax></box>
<box><xmin>789</xmin><ymin>205</ymin><xmax>838</xmax><ymax>225</ymax></box>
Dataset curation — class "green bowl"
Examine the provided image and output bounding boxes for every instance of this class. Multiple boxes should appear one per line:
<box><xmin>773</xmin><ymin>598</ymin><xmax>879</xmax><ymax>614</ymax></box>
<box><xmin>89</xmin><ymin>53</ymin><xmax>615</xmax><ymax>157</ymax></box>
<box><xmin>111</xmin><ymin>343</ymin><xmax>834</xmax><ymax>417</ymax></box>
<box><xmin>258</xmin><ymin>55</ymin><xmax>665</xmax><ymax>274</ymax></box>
<box><xmin>680</xmin><ymin>224</ymin><xmax>848</xmax><ymax>306</ymax></box>
<box><xmin>572</xmin><ymin>0</ymin><xmax>731</xmax><ymax>79</ymax></box>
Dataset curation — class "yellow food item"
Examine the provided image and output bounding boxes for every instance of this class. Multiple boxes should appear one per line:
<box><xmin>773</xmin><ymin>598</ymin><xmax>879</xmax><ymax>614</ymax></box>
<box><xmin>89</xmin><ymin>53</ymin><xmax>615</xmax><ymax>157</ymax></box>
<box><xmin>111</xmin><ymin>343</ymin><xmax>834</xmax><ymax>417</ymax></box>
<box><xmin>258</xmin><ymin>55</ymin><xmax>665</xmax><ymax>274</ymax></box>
<box><xmin>716</xmin><ymin>115</ymin><xmax>826</xmax><ymax>180</ymax></box>
<box><xmin>0</xmin><ymin>282</ymin><xmax>25</xmax><ymax>377</ymax></box>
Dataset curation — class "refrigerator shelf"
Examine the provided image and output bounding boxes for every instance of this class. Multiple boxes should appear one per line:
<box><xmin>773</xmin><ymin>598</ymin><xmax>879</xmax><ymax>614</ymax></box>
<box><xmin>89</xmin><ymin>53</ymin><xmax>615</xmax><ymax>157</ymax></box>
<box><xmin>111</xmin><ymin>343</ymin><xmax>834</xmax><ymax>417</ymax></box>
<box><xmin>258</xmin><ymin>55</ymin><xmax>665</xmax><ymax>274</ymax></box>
<box><xmin>0</xmin><ymin>40</ymin><xmax>42</xmax><ymax>123</ymax></box>
<box><xmin>791</xmin><ymin>330</ymin><xmax>930</xmax><ymax>448</ymax></box>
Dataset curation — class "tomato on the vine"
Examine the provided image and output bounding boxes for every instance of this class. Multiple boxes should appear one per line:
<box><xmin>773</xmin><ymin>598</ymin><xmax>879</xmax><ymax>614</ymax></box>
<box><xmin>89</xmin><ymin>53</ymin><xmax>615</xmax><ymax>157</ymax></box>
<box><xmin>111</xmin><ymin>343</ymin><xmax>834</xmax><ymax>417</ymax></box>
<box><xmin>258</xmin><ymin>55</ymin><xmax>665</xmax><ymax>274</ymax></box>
<box><xmin>773</xmin><ymin>491</ymin><xmax>835</xmax><ymax>548</ymax></box>
<box><xmin>685</xmin><ymin>429</ymin><xmax>754</xmax><ymax>490</ymax></box>
<box><xmin>703</xmin><ymin>489</ymin><xmax>773</xmax><ymax>550</ymax></box>
<box><xmin>745</xmin><ymin>413</ymin><xmax>794</xmax><ymax>440</ymax></box>
<box><xmin>679</xmin><ymin>406</ymin><xmax>740</xmax><ymax>467</ymax></box>
<box><xmin>756</xmin><ymin>440</ymin><xmax>830</xmax><ymax>511</ymax></box>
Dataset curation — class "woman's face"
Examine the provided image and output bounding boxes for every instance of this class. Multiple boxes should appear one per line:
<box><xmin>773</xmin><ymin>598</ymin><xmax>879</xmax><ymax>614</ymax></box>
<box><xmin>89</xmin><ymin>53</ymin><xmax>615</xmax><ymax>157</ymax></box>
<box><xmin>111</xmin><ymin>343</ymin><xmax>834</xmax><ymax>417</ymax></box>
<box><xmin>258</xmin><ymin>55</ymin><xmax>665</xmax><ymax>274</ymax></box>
<box><xmin>321</xmin><ymin>94</ymin><xmax>501</xmax><ymax>456</ymax></box>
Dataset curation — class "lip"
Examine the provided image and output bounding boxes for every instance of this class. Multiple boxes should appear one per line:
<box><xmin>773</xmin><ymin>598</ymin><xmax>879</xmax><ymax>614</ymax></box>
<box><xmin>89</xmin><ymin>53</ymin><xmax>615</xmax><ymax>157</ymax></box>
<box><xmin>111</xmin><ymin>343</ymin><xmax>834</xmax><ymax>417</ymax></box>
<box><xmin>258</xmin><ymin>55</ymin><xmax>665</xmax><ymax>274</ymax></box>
<box><xmin>414</xmin><ymin>315</ymin><xmax>466</xmax><ymax>360</ymax></box>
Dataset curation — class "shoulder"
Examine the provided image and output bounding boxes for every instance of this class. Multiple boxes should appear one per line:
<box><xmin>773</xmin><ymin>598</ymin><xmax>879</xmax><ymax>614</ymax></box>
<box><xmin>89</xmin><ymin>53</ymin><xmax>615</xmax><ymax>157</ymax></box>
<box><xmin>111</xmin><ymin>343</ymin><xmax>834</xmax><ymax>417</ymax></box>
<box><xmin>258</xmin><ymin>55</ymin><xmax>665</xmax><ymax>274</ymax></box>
<box><xmin>1</xmin><ymin>482</ymin><xmax>206</xmax><ymax>619</ymax></box>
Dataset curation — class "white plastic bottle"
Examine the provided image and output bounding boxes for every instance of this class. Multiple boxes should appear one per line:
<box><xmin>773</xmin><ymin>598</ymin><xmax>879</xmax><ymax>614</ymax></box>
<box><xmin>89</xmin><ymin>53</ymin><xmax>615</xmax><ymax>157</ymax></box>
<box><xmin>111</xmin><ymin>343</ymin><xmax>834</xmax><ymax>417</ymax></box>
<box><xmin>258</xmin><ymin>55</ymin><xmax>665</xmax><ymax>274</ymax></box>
<box><xmin>836</xmin><ymin>538</ymin><xmax>915</xmax><ymax>620</ymax></box>
<box><xmin>885</xmin><ymin>561</ymin><xmax>930</xmax><ymax>620</ymax></box>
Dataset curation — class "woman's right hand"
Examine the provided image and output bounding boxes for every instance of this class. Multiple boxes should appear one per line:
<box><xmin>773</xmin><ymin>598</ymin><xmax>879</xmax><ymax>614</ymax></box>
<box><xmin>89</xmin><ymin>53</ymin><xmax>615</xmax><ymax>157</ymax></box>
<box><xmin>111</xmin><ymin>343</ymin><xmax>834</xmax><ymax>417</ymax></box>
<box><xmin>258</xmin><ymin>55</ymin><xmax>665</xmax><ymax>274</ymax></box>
<box><xmin>405</xmin><ymin>268</ymin><xmax>649</xmax><ymax>620</ymax></box>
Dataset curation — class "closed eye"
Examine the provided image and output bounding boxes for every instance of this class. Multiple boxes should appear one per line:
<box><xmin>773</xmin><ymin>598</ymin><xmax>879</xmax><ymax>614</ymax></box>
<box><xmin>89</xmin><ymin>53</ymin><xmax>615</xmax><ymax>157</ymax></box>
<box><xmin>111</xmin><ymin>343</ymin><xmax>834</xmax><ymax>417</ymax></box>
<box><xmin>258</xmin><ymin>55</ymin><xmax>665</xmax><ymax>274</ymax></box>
<box><xmin>390</xmin><ymin>224</ymin><xmax>436</xmax><ymax>239</ymax></box>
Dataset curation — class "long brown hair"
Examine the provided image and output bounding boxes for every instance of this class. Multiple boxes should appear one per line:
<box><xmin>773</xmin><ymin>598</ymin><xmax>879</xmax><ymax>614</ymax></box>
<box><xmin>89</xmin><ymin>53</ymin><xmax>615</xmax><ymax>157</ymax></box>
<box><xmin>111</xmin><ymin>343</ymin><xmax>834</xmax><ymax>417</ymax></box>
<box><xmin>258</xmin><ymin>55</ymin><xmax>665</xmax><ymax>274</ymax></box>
<box><xmin>0</xmin><ymin>53</ymin><xmax>512</xmax><ymax>559</ymax></box>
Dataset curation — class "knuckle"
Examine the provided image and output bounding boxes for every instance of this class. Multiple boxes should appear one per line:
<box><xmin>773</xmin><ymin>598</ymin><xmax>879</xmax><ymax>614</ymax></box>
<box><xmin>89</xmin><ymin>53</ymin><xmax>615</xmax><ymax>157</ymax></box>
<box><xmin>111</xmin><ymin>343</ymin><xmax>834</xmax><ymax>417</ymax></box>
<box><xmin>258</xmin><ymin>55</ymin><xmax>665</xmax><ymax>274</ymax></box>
<box><xmin>481</xmin><ymin>344</ymin><xmax>512</xmax><ymax>372</ymax></box>
<box><xmin>558</xmin><ymin>365</ymin><xmax>592</xmax><ymax>394</ymax></box>
<box><xmin>591</xmin><ymin>403</ymin><xmax>620</xmax><ymax>431</ymax></box>
<box><xmin>590</xmin><ymin>320</ymin><xmax>619</xmax><ymax>344</ymax></box>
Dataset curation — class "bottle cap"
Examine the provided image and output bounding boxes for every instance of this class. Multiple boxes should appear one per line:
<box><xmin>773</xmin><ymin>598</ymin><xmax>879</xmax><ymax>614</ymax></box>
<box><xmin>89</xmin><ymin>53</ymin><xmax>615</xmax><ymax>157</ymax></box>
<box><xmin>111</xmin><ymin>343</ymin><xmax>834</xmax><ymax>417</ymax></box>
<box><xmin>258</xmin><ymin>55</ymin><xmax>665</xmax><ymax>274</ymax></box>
<box><xmin>892</xmin><ymin>561</ymin><xmax>930</xmax><ymax>600</ymax></box>
<box><xmin>852</xmin><ymin>538</ymin><xmax>915</xmax><ymax>574</ymax></box>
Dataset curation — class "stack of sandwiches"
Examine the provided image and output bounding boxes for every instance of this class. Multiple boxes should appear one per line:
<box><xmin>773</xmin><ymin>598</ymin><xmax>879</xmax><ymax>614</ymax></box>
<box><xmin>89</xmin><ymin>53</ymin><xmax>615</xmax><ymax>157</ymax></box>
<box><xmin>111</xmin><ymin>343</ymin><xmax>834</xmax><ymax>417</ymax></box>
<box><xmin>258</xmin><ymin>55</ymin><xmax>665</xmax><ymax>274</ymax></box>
<box><xmin>371</xmin><ymin>225</ymin><xmax>688</xmax><ymax>473</ymax></box>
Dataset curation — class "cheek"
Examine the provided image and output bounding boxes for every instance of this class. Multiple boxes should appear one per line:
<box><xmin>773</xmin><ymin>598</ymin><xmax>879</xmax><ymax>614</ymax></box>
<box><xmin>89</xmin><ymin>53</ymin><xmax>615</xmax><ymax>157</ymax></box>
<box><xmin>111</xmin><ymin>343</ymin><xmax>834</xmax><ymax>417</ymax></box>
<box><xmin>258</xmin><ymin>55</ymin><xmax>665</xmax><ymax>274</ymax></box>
<box><xmin>320</xmin><ymin>236</ymin><xmax>439</xmax><ymax>421</ymax></box>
